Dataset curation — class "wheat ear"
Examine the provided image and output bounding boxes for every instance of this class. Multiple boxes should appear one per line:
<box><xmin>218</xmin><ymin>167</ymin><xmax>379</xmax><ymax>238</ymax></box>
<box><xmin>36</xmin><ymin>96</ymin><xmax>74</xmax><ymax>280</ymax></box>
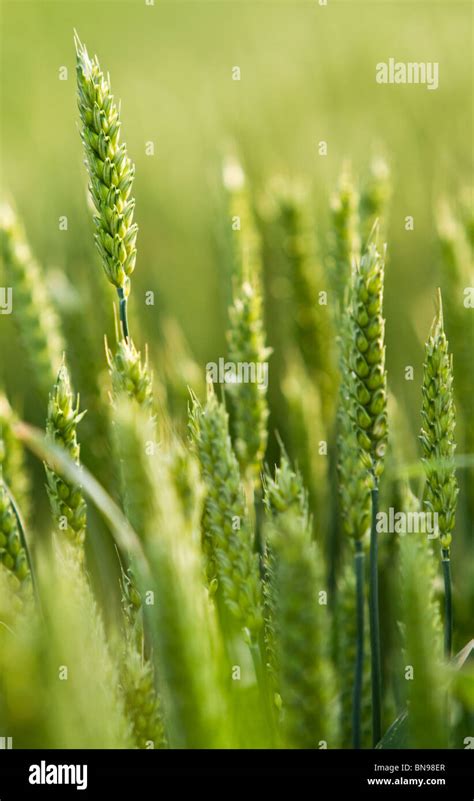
<box><xmin>420</xmin><ymin>289</ymin><xmax>458</xmax><ymax>656</ymax></box>
<box><xmin>0</xmin><ymin>204</ymin><xmax>64</xmax><ymax>395</ymax></box>
<box><xmin>75</xmin><ymin>33</ymin><xmax>137</xmax><ymax>339</ymax></box>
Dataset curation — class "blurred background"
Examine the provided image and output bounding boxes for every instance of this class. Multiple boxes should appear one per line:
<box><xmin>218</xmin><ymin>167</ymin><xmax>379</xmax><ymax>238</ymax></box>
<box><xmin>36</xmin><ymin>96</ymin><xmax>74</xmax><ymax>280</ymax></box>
<box><xmin>1</xmin><ymin>0</ymin><xmax>472</xmax><ymax>617</ymax></box>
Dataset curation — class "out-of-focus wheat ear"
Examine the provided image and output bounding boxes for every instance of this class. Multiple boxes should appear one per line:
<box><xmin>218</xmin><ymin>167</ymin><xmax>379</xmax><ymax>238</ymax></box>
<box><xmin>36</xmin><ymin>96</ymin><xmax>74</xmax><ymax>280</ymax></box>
<box><xmin>119</xmin><ymin>639</ymin><xmax>167</xmax><ymax>749</ymax></box>
<box><xmin>222</xmin><ymin>158</ymin><xmax>271</xmax><ymax>488</ymax></box>
<box><xmin>281</xmin><ymin>349</ymin><xmax>329</xmax><ymax>534</ymax></box>
<box><xmin>111</xmin><ymin>396</ymin><xmax>156</xmax><ymax>542</ymax></box>
<box><xmin>45</xmin><ymin>361</ymin><xmax>87</xmax><ymax>559</ymax></box>
<box><xmin>159</xmin><ymin>316</ymin><xmax>204</xmax><ymax>408</ymax></box>
<box><xmin>267</xmin><ymin>510</ymin><xmax>338</xmax><ymax>748</ymax></box>
<box><xmin>420</xmin><ymin>289</ymin><xmax>458</xmax><ymax>656</ymax></box>
<box><xmin>359</xmin><ymin>157</ymin><xmax>391</xmax><ymax>246</ymax></box>
<box><xmin>267</xmin><ymin>177</ymin><xmax>338</xmax><ymax>425</ymax></box>
<box><xmin>189</xmin><ymin>387</ymin><xmax>263</xmax><ymax>638</ymax></box>
<box><xmin>0</xmin><ymin>393</ymin><xmax>31</xmax><ymax>520</ymax></box>
<box><xmin>436</xmin><ymin>200</ymin><xmax>473</xmax><ymax>526</ymax></box>
<box><xmin>261</xmin><ymin>450</ymin><xmax>309</xmax><ymax>706</ymax></box>
<box><xmin>43</xmin><ymin>541</ymin><xmax>133</xmax><ymax>747</ymax></box>
<box><xmin>0</xmin><ymin>204</ymin><xmax>65</xmax><ymax>396</ymax></box>
<box><xmin>223</xmin><ymin>155</ymin><xmax>262</xmax><ymax>285</ymax></box>
<box><xmin>328</xmin><ymin>165</ymin><xmax>360</xmax><ymax>311</ymax></box>
<box><xmin>399</xmin><ymin>534</ymin><xmax>446</xmax><ymax>747</ymax></box>
<box><xmin>118</xmin><ymin>562</ymin><xmax>167</xmax><ymax>749</ymax></box>
<box><xmin>148</xmin><ymin>444</ymin><xmax>232</xmax><ymax>747</ymax></box>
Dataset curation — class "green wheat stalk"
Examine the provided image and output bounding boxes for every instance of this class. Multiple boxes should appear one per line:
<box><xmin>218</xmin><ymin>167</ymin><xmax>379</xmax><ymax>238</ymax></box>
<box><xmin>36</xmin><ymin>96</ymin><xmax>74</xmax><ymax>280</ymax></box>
<box><xmin>350</xmin><ymin>235</ymin><xmax>388</xmax><ymax>745</ymax></box>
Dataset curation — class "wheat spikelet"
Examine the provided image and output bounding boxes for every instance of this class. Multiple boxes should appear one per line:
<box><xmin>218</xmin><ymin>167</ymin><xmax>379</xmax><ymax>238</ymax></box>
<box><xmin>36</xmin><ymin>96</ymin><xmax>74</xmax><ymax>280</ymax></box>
<box><xmin>45</xmin><ymin>363</ymin><xmax>87</xmax><ymax>554</ymax></box>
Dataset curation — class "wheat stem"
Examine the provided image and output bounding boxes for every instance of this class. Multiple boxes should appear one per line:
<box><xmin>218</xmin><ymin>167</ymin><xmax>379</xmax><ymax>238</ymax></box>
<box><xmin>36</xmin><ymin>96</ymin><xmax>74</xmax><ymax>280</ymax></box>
<box><xmin>352</xmin><ymin>540</ymin><xmax>365</xmax><ymax>749</ymax></box>
<box><xmin>441</xmin><ymin>549</ymin><xmax>453</xmax><ymax>658</ymax></box>
<box><xmin>118</xmin><ymin>287</ymin><xmax>129</xmax><ymax>340</ymax></box>
<box><xmin>369</xmin><ymin>481</ymin><xmax>382</xmax><ymax>745</ymax></box>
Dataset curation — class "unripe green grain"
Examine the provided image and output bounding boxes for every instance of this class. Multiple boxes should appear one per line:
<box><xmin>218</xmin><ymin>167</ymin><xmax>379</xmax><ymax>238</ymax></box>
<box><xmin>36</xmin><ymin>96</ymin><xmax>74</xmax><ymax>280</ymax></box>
<box><xmin>350</xmin><ymin>240</ymin><xmax>388</xmax><ymax>478</ymax></box>
<box><xmin>75</xmin><ymin>35</ymin><xmax>137</xmax><ymax>298</ymax></box>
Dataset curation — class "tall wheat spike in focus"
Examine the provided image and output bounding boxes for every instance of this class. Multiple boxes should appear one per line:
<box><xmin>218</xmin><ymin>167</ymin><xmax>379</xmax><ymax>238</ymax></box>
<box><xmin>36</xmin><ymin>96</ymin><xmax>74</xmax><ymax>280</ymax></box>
<box><xmin>75</xmin><ymin>33</ymin><xmax>137</xmax><ymax>336</ymax></box>
<box><xmin>350</xmin><ymin>234</ymin><xmax>387</xmax><ymax>746</ymax></box>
